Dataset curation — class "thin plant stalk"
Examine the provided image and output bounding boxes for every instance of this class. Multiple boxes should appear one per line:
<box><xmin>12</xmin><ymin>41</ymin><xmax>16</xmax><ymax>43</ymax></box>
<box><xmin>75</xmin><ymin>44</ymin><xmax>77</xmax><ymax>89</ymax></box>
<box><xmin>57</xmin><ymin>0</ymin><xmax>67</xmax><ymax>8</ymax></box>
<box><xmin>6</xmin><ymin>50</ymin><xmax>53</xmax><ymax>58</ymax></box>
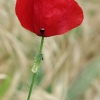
<box><xmin>27</xmin><ymin>36</ymin><xmax>44</xmax><ymax>100</ymax></box>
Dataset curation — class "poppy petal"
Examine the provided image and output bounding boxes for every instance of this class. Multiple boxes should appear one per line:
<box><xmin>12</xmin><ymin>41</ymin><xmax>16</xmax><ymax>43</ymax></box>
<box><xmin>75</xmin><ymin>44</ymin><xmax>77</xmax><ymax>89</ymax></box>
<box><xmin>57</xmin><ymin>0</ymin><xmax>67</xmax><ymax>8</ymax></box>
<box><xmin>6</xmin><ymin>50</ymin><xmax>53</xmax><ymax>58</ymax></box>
<box><xmin>15</xmin><ymin>0</ymin><xmax>84</xmax><ymax>37</ymax></box>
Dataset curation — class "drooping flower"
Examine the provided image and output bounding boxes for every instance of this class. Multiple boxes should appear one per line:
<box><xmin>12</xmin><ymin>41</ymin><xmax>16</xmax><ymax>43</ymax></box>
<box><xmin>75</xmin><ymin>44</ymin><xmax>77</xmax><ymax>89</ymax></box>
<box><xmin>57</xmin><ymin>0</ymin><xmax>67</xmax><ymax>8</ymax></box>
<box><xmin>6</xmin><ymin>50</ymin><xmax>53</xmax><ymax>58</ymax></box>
<box><xmin>15</xmin><ymin>0</ymin><xmax>84</xmax><ymax>37</ymax></box>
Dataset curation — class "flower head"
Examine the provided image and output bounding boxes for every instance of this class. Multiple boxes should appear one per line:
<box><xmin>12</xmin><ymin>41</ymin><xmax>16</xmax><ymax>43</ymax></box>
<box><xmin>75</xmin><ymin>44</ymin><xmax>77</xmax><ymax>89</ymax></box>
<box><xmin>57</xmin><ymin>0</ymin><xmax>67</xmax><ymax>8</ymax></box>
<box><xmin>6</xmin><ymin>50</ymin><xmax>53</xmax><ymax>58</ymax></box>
<box><xmin>15</xmin><ymin>0</ymin><xmax>84</xmax><ymax>37</ymax></box>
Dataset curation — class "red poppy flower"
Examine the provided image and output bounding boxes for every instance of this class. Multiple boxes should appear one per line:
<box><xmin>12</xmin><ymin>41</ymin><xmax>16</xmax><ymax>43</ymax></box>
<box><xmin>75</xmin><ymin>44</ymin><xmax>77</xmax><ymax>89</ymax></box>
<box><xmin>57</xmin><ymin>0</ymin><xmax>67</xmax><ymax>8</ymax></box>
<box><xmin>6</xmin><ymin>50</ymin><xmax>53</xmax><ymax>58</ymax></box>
<box><xmin>15</xmin><ymin>0</ymin><xmax>84</xmax><ymax>37</ymax></box>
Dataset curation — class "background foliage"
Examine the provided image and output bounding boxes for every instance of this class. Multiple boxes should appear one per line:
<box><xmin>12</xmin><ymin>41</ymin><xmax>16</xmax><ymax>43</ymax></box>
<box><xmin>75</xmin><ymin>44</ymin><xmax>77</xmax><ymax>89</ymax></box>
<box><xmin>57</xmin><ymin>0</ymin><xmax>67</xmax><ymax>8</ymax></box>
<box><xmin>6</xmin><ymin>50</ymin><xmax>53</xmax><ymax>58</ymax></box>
<box><xmin>0</xmin><ymin>0</ymin><xmax>100</xmax><ymax>100</ymax></box>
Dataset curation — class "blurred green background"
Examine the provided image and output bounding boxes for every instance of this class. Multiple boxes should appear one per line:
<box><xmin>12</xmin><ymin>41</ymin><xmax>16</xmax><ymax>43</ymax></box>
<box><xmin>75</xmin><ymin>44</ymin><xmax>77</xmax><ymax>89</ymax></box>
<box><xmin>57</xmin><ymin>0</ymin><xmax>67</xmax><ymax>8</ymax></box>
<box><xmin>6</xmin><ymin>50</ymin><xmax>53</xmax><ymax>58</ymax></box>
<box><xmin>0</xmin><ymin>0</ymin><xmax>100</xmax><ymax>100</ymax></box>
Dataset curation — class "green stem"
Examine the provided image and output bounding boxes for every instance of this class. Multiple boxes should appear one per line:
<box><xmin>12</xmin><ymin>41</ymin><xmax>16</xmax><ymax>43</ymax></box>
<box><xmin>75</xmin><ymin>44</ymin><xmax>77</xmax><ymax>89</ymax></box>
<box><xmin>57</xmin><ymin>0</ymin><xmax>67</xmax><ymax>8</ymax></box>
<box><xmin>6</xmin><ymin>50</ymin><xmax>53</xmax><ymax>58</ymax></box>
<box><xmin>39</xmin><ymin>36</ymin><xmax>44</xmax><ymax>53</ymax></box>
<box><xmin>27</xmin><ymin>73</ymin><xmax>36</xmax><ymax>100</ymax></box>
<box><xmin>27</xmin><ymin>36</ymin><xmax>44</xmax><ymax>100</ymax></box>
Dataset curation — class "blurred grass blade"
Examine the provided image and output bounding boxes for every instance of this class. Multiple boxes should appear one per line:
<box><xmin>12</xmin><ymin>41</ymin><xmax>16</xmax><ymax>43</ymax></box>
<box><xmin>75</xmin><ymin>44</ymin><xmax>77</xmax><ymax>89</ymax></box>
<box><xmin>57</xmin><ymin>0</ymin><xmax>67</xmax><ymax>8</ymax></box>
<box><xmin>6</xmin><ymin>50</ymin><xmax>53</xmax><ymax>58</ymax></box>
<box><xmin>67</xmin><ymin>57</ymin><xmax>100</xmax><ymax>100</ymax></box>
<box><xmin>0</xmin><ymin>76</ymin><xmax>11</xmax><ymax>98</ymax></box>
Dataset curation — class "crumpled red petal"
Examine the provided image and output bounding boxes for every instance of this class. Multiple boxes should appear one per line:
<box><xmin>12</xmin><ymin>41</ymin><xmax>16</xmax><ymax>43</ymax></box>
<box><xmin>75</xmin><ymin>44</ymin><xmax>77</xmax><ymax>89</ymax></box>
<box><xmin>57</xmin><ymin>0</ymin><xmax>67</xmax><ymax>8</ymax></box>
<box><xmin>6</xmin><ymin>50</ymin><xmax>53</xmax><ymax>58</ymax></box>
<box><xmin>15</xmin><ymin>0</ymin><xmax>84</xmax><ymax>37</ymax></box>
